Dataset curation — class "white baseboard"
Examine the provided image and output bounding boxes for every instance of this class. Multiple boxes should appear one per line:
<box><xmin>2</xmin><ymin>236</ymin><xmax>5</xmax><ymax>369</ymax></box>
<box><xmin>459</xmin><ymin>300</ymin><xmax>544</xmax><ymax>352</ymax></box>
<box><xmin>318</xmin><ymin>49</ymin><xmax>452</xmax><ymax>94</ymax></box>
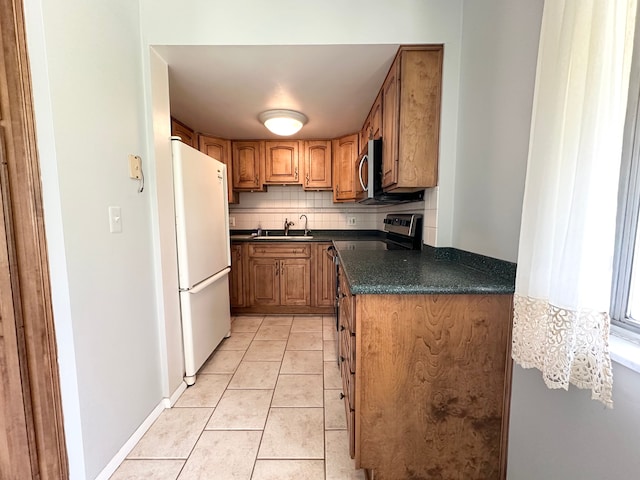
<box><xmin>94</xmin><ymin>382</ymin><xmax>186</xmax><ymax>480</ymax></box>
<box><xmin>164</xmin><ymin>380</ymin><xmax>187</xmax><ymax>408</ymax></box>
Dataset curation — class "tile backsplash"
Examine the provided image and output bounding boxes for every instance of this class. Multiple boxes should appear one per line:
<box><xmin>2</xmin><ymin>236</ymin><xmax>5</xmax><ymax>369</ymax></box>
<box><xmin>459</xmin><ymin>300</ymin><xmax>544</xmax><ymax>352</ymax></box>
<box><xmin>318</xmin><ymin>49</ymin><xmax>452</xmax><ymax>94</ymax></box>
<box><xmin>229</xmin><ymin>186</ymin><xmax>438</xmax><ymax>246</ymax></box>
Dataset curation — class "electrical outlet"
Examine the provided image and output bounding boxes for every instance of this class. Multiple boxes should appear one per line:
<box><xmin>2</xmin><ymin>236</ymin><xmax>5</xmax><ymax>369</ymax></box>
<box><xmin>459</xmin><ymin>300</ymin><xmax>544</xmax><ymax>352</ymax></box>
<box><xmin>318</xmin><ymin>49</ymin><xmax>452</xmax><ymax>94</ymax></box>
<box><xmin>229</xmin><ymin>216</ymin><xmax>236</xmax><ymax>227</ymax></box>
<box><xmin>347</xmin><ymin>216</ymin><xmax>357</xmax><ymax>226</ymax></box>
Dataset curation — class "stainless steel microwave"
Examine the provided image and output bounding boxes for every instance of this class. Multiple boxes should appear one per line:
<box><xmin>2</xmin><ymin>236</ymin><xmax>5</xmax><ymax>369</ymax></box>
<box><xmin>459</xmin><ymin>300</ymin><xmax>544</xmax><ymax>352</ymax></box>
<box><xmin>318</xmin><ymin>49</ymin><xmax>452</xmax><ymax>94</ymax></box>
<box><xmin>356</xmin><ymin>138</ymin><xmax>424</xmax><ymax>205</ymax></box>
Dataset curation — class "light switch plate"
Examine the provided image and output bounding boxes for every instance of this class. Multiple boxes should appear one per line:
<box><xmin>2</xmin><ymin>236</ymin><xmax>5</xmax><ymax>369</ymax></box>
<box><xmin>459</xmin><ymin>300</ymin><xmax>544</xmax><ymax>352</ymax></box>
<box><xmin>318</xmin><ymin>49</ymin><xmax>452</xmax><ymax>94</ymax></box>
<box><xmin>109</xmin><ymin>206</ymin><xmax>122</xmax><ymax>233</ymax></box>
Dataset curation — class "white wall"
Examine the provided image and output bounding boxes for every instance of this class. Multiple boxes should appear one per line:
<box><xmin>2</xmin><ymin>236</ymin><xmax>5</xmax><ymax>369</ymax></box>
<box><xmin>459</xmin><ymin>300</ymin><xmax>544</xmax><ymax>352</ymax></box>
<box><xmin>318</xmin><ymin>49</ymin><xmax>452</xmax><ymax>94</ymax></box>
<box><xmin>24</xmin><ymin>0</ymin><xmax>163</xmax><ymax>478</ymax></box>
<box><xmin>454</xmin><ymin>0</ymin><xmax>542</xmax><ymax>262</ymax></box>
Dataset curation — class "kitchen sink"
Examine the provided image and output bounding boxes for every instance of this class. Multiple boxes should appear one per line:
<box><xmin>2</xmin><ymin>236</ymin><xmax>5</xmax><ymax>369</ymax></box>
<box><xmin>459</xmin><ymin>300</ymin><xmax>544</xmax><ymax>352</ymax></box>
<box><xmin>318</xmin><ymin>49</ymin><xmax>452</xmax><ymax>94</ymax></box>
<box><xmin>252</xmin><ymin>235</ymin><xmax>314</xmax><ymax>240</ymax></box>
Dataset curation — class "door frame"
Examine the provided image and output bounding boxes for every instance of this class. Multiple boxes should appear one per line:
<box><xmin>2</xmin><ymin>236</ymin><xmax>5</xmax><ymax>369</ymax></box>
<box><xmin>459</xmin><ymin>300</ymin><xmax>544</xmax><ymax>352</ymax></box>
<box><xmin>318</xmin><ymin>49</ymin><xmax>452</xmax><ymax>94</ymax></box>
<box><xmin>0</xmin><ymin>0</ymin><xmax>68</xmax><ymax>477</ymax></box>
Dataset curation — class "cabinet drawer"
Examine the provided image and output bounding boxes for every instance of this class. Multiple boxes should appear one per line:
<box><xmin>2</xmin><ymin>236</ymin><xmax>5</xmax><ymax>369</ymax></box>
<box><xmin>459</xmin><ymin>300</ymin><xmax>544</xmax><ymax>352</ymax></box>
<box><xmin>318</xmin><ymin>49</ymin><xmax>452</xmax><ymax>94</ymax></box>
<box><xmin>248</xmin><ymin>243</ymin><xmax>311</xmax><ymax>258</ymax></box>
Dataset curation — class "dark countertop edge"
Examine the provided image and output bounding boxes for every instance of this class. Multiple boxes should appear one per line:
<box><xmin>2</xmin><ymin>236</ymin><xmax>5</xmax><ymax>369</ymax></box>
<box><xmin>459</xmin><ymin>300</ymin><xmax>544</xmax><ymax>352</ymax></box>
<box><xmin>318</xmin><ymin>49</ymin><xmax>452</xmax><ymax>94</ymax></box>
<box><xmin>349</xmin><ymin>285</ymin><xmax>515</xmax><ymax>295</ymax></box>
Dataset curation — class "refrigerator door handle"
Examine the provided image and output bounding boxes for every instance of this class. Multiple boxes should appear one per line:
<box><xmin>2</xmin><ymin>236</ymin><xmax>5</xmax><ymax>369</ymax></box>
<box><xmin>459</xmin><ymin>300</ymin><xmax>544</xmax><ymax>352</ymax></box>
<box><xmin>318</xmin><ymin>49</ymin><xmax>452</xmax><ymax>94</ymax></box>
<box><xmin>183</xmin><ymin>267</ymin><xmax>231</xmax><ymax>294</ymax></box>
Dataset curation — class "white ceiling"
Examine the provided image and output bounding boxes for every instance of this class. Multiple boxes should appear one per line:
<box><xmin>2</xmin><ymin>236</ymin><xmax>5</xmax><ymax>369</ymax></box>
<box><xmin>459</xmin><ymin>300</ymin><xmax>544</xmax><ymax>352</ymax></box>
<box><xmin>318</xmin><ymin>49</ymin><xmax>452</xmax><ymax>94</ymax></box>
<box><xmin>153</xmin><ymin>45</ymin><xmax>400</xmax><ymax>140</ymax></box>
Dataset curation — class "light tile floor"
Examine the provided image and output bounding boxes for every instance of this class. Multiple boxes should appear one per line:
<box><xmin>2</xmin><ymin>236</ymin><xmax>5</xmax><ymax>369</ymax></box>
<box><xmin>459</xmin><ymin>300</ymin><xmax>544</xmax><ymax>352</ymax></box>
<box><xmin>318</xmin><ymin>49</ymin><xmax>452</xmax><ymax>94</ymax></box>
<box><xmin>110</xmin><ymin>315</ymin><xmax>365</xmax><ymax>480</ymax></box>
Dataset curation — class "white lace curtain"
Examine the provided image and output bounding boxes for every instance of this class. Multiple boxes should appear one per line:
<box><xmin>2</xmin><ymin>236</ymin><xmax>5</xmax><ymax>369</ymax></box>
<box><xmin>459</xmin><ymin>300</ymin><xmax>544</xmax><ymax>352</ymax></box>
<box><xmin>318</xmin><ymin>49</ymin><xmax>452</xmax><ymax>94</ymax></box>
<box><xmin>513</xmin><ymin>0</ymin><xmax>637</xmax><ymax>407</ymax></box>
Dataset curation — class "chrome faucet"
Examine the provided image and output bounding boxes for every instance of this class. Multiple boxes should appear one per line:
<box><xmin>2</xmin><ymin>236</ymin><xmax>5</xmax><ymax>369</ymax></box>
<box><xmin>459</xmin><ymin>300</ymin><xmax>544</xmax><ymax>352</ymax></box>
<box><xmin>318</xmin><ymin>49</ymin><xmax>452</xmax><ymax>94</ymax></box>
<box><xmin>284</xmin><ymin>218</ymin><xmax>294</xmax><ymax>235</ymax></box>
<box><xmin>300</xmin><ymin>214</ymin><xmax>310</xmax><ymax>236</ymax></box>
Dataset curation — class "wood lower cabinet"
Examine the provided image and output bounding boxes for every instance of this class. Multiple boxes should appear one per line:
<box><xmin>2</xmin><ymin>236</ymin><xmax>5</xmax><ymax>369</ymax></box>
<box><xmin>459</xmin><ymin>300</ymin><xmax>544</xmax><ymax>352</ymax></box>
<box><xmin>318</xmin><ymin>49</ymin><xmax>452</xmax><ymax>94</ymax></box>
<box><xmin>231</xmin><ymin>241</ymin><xmax>334</xmax><ymax>315</ymax></box>
<box><xmin>229</xmin><ymin>243</ymin><xmax>245</xmax><ymax>307</ymax></box>
<box><xmin>246</xmin><ymin>243</ymin><xmax>311</xmax><ymax>308</ymax></box>
<box><xmin>171</xmin><ymin>117</ymin><xmax>196</xmax><ymax>148</ymax></box>
<box><xmin>313</xmin><ymin>243</ymin><xmax>335</xmax><ymax>307</ymax></box>
<box><xmin>338</xmin><ymin>267</ymin><xmax>513</xmax><ymax>480</ymax></box>
<box><xmin>303</xmin><ymin>140</ymin><xmax>332</xmax><ymax>190</ymax></box>
<box><xmin>264</xmin><ymin>141</ymin><xmax>301</xmax><ymax>184</ymax></box>
<box><xmin>198</xmin><ymin>134</ymin><xmax>238</xmax><ymax>204</ymax></box>
<box><xmin>332</xmin><ymin>133</ymin><xmax>359</xmax><ymax>202</ymax></box>
<box><xmin>232</xmin><ymin>141</ymin><xmax>265</xmax><ymax>191</ymax></box>
<box><xmin>381</xmin><ymin>45</ymin><xmax>442</xmax><ymax>191</ymax></box>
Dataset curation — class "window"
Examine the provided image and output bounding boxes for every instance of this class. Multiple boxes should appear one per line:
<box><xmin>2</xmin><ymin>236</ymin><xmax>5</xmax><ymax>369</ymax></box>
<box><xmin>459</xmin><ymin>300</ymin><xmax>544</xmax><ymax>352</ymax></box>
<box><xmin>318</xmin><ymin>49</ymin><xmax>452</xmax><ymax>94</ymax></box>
<box><xmin>612</xmin><ymin>12</ymin><xmax>640</xmax><ymax>335</ymax></box>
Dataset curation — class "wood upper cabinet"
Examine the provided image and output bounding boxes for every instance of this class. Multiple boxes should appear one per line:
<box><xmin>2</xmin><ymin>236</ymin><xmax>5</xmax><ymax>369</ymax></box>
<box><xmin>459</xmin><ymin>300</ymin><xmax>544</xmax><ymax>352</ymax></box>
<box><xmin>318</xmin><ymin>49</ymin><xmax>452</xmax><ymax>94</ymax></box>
<box><xmin>229</xmin><ymin>243</ymin><xmax>246</xmax><ymax>307</ymax></box>
<box><xmin>232</xmin><ymin>141</ymin><xmax>265</xmax><ymax>191</ymax></box>
<box><xmin>198</xmin><ymin>134</ymin><xmax>238</xmax><ymax>204</ymax></box>
<box><xmin>313</xmin><ymin>243</ymin><xmax>336</xmax><ymax>307</ymax></box>
<box><xmin>332</xmin><ymin>133</ymin><xmax>359</xmax><ymax>202</ymax></box>
<box><xmin>360</xmin><ymin>90</ymin><xmax>383</xmax><ymax>148</ymax></box>
<box><xmin>171</xmin><ymin>117</ymin><xmax>196</xmax><ymax>148</ymax></box>
<box><xmin>264</xmin><ymin>141</ymin><xmax>301</xmax><ymax>184</ymax></box>
<box><xmin>381</xmin><ymin>46</ymin><xmax>443</xmax><ymax>191</ymax></box>
<box><xmin>247</xmin><ymin>243</ymin><xmax>311</xmax><ymax>307</ymax></box>
<box><xmin>303</xmin><ymin>140</ymin><xmax>332</xmax><ymax>190</ymax></box>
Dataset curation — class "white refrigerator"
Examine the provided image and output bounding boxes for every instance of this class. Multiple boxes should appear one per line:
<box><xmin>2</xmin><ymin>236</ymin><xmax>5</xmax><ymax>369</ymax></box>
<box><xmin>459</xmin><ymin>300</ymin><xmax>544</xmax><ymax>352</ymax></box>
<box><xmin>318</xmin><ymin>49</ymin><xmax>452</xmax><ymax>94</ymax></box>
<box><xmin>171</xmin><ymin>138</ymin><xmax>231</xmax><ymax>386</ymax></box>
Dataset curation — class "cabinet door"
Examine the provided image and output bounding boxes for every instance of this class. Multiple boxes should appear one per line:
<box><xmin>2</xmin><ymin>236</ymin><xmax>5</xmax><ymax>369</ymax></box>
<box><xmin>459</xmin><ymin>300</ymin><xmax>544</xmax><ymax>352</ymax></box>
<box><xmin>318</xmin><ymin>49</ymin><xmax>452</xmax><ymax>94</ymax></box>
<box><xmin>248</xmin><ymin>258</ymin><xmax>279</xmax><ymax>306</ymax></box>
<box><xmin>171</xmin><ymin>117</ymin><xmax>196</xmax><ymax>148</ymax></box>
<box><xmin>229</xmin><ymin>244</ymin><xmax>245</xmax><ymax>307</ymax></box>
<box><xmin>232</xmin><ymin>141</ymin><xmax>265</xmax><ymax>190</ymax></box>
<box><xmin>381</xmin><ymin>58</ymin><xmax>399</xmax><ymax>189</ymax></box>
<box><xmin>359</xmin><ymin>90</ymin><xmax>382</xmax><ymax>148</ymax></box>
<box><xmin>332</xmin><ymin>133</ymin><xmax>359</xmax><ymax>202</ymax></box>
<box><xmin>304</xmin><ymin>140</ymin><xmax>332</xmax><ymax>190</ymax></box>
<box><xmin>370</xmin><ymin>91</ymin><xmax>383</xmax><ymax>140</ymax></box>
<box><xmin>396</xmin><ymin>47</ymin><xmax>441</xmax><ymax>190</ymax></box>
<box><xmin>314</xmin><ymin>243</ymin><xmax>335</xmax><ymax>307</ymax></box>
<box><xmin>280</xmin><ymin>258</ymin><xmax>311</xmax><ymax>306</ymax></box>
<box><xmin>199</xmin><ymin>134</ymin><xmax>238</xmax><ymax>204</ymax></box>
<box><xmin>264</xmin><ymin>141</ymin><xmax>300</xmax><ymax>184</ymax></box>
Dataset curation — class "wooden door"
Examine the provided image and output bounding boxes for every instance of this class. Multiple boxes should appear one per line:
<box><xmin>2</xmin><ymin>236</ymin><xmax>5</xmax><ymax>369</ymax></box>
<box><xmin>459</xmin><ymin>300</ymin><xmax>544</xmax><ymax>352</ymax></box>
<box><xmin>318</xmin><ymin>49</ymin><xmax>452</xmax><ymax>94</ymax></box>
<box><xmin>199</xmin><ymin>134</ymin><xmax>238</xmax><ymax>204</ymax></box>
<box><xmin>382</xmin><ymin>57</ymin><xmax>399</xmax><ymax>188</ymax></box>
<box><xmin>171</xmin><ymin>117</ymin><xmax>196</xmax><ymax>148</ymax></box>
<box><xmin>232</xmin><ymin>141</ymin><xmax>265</xmax><ymax>190</ymax></box>
<box><xmin>0</xmin><ymin>0</ymin><xmax>68</xmax><ymax>477</ymax></box>
<box><xmin>332</xmin><ymin>133</ymin><xmax>359</xmax><ymax>202</ymax></box>
<box><xmin>303</xmin><ymin>140</ymin><xmax>332</xmax><ymax>190</ymax></box>
<box><xmin>264</xmin><ymin>141</ymin><xmax>300</xmax><ymax>184</ymax></box>
<box><xmin>248</xmin><ymin>258</ymin><xmax>279</xmax><ymax>306</ymax></box>
<box><xmin>314</xmin><ymin>243</ymin><xmax>335</xmax><ymax>307</ymax></box>
<box><xmin>229</xmin><ymin>244</ymin><xmax>245</xmax><ymax>307</ymax></box>
<box><xmin>280</xmin><ymin>258</ymin><xmax>311</xmax><ymax>306</ymax></box>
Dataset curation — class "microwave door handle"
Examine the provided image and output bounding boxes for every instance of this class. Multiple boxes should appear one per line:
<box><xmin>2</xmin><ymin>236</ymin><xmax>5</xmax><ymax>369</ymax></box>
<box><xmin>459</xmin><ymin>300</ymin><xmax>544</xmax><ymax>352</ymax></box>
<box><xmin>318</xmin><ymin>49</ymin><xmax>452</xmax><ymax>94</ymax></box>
<box><xmin>358</xmin><ymin>154</ymin><xmax>368</xmax><ymax>191</ymax></box>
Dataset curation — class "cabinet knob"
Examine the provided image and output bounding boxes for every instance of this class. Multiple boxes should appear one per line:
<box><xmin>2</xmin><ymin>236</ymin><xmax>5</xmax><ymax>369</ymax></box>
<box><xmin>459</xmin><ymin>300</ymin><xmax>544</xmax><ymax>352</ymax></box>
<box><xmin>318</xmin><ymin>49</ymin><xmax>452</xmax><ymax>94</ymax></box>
<box><xmin>339</xmin><ymin>393</ymin><xmax>345</xmax><ymax>400</ymax></box>
<box><xmin>305</xmin><ymin>173</ymin><xmax>310</xmax><ymax>185</ymax></box>
<box><xmin>340</xmin><ymin>356</ymin><xmax>345</xmax><ymax>363</ymax></box>
<box><xmin>255</xmin><ymin>174</ymin><xmax>259</xmax><ymax>184</ymax></box>
<box><xmin>294</xmin><ymin>167</ymin><xmax>299</xmax><ymax>180</ymax></box>
<box><xmin>275</xmin><ymin>260</ymin><xmax>279</xmax><ymax>276</ymax></box>
<box><xmin>340</xmin><ymin>325</ymin><xmax>345</xmax><ymax>331</ymax></box>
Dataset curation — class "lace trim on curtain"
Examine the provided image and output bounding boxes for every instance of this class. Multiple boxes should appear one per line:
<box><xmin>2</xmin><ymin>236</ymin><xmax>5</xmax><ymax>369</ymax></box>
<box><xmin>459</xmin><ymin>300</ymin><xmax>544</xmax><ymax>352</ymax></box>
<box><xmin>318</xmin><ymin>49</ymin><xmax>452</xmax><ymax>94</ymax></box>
<box><xmin>512</xmin><ymin>294</ymin><xmax>614</xmax><ymax>407</ymax></box>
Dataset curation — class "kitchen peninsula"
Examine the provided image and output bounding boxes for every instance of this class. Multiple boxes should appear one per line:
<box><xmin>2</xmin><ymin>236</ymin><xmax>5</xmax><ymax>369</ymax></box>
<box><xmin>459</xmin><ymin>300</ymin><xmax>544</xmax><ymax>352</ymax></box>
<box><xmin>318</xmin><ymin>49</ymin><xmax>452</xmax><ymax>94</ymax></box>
<box><xmin>231</xmin><ymin>229</ymin><xmax>515</xmax><ymax>480</ymax></box>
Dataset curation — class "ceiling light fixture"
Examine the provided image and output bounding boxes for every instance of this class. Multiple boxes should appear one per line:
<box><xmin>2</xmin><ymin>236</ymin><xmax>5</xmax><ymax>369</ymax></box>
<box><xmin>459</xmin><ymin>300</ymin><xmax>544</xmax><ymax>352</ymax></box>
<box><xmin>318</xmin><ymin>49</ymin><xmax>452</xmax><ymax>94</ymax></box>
<box><xmin>258</xmin><ymin>109</ymin><xmax>308</xmax><ymax>136</ymax></box>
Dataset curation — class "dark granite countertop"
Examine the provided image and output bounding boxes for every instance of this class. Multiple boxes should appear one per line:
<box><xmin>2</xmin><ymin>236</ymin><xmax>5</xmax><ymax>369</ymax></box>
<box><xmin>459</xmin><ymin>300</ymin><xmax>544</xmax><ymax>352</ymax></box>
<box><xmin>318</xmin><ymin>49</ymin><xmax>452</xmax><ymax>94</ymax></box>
<box><xmin>335</xmin><ymin>243</ymin><xmax>515</xmax><ymax>295</ymax></box>
<box><xmin>230</xmin><ymin>229</ymin><xmax>515</xmax><ymax>295</ymax></box>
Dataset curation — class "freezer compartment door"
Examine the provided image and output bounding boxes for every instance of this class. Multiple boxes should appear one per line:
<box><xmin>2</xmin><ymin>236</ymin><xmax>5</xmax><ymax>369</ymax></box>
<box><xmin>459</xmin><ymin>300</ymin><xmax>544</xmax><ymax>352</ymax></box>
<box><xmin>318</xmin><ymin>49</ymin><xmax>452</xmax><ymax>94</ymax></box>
<box><xmin>180</xmin><ymin>268</ymin><xmax>231</xmax><ymax>384</ymax></box>
<box><xmin>172</xmin><ymin>139</ymin><xmax>231</xmax><ymax>288</ymax></box>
